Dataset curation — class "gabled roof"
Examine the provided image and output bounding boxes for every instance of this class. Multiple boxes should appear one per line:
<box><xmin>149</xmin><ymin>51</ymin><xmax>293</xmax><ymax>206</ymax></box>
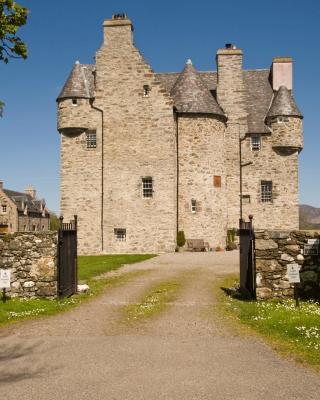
<box><xmin>170</xmin><ymin>60</ymin><xmax>226</xmax><ymax>118</ymax></box>
<box><xmin>3</xmin><ymin>189</ymin><xmax>48</xmax><ymax>216</ymax></box>
<box><xmin>57</xmin><ymin>62</ymin><xmax>95</xmax><ymax>100</ymax></box>
<box><xmin>266</xmin><ymin>85</ymin><xmax>303</xmax><ymax>120</ymax></box>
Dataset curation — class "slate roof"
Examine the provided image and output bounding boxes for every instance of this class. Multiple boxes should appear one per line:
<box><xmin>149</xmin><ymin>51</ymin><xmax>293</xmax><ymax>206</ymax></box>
<box><xmin>58</xmin><ymin>61</ymin><xmax>302</xmax><ymax>133</ymax></box>
<box><xmin>57</xmin><ymin>62</ymin><xmax>95</xmax><ymax>100</ymax></box>
<box><xmin>3</xmin><ymin>189</ymin><xmax>48</xmax><ymax>216</ymax></box>
<box><xmin>169</xmin><ymin>60</ymin><xmax>225</xmax><ymax>117</ymax></box>
<box><xmin>266</xmin><ymin>85</ymin><xmax>303</xmax><ymax>120</ymax></box>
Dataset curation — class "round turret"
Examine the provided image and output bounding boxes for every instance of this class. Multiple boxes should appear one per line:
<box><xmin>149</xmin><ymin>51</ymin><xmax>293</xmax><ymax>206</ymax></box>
<box><xmin>266</xmin><ymin>86</ymin><xmax>303</xmax><ymax>153</ymax></box>
<box><xmin>57</xmin><ymin>61</ymin><xmax>95</xmax><ymax>135</ymax></box>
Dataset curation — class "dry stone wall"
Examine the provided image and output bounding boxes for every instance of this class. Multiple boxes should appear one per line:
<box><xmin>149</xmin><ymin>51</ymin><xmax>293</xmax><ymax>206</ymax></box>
<box><xmin>255</xmin><ymin>230</ymin><xmax>320</xmax><ymax>300</ymax></box>
<box><xmin>0</xmin><ymin>232</ymin><xmax>58</xmax><ymax>298</ymax></box>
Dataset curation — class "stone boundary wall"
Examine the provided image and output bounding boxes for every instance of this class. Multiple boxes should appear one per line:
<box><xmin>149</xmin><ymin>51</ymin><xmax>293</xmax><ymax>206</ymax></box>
<box><xmin>255</xmin><ymin>230</ymin><xmax>320</xmax><ymax>300</ymax></box>
<box><xmin>0</xmin><ymin>232</ymin><xmax>58</xmax><ymax>298</ymax></box>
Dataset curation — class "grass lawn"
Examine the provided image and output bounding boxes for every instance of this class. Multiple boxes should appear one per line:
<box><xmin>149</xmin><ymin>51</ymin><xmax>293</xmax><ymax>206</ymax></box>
<box><xmin>0</xmin><ymin>254</ymin><xmax>156</xmax><ymax>327</ymax></box>
<box><xmin>218</xmin><ymin>275</ymin><xmax>320</xmax><ymax>369</ymax></box>
<box><xmin>124</xmin><ymin>280</ymin><xmax>182</xmax><ymax>324</ymax></box>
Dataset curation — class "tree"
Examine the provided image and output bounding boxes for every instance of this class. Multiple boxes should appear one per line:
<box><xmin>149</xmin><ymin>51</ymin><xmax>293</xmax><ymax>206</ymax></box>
<box><xmin>50</xmin><ymin>213</ymin><xmax>60</xmax><ymax>231</ymax></box>
<box><xmin>0</xmin><ymin>0</ymin><xmax>28</xmax><ymax>116</ymax></box>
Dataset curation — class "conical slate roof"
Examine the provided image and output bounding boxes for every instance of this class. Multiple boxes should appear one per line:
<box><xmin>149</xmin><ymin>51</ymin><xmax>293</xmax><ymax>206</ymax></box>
<box><xmin>170</xmin><ymin>60</ymin><xmax>226</xmax><ymax>118</ymax></box>
<box><xmin>57</xmin><ymin>61</ymin><xmax>95</xmax><ymax>100</ymax></box>
<box><xmin>266</xmin><ymin>86</ymin><xmax>302</xmax><ymax>119</ymax></box>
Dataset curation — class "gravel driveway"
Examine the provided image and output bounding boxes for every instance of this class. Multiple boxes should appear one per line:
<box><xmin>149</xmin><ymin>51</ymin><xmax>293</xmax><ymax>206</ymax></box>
<box><xmin>1</xmin><ymin>252</ymin><xmax>320</xmax><ymax>399</ymax></box>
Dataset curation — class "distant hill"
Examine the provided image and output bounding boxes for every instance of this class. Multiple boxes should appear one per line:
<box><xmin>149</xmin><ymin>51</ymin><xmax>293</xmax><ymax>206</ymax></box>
<box><xmin>300</xmin><ymin>204</ymin><xmax>320</xmax><ymax>230</ymax></box>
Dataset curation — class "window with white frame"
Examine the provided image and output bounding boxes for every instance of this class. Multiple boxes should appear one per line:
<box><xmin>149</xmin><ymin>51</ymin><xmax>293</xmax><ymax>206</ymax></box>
<box><xmin>1</xmin><ymin>205</ymin><xmax>7</xmax><ymax>213</ymax></box>
<box><xmin>114</xmin><ymin>228</ymin><xmax>126</xmax><ymax>241</ymax></box>
<box><xmin>261</xmin><ymin>181</ymin><xmax>272</xmax><ymax>202</ymax></box>
<box><xmin>251</xmin><ymin>135</ymin><xmax>261</xmax><ymax>151</ymax></box>
<box><xmin>191</xmin><ymin>199</ymin><xmax>197</xmax><ymax>213</ymax></box>
<box><xmin>142</xmin><ymin>177</ymin><xmax>153</xmax><ymax>198</ymax></box>
<box><xmin>86</xmin><ymin>131</ymin><xmax>97</xmax><ymax>148</ymax></box>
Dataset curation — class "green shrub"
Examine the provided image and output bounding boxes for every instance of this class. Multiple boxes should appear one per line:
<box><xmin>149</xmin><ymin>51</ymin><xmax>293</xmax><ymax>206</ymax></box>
<box><xmin>227</xmin><ymin>228</ymin><xmax>236</xmax><ymax>243</ymax></box>
<box><xmin>177</xmin><ymin>230</ymin><xmax>186</xmax><ymax>247</ymax></box>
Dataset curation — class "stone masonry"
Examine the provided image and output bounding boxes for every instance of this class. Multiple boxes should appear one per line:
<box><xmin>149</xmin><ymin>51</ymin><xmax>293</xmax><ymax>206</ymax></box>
<box><xmin>255</xmin><ymin>230</ymin><xmax>320</xmax><ymax>300</ymax></box>
<box><xmin>57</xmin><ymin>15</ymin><xmax>303</xmax><ymax>255</ymax></box>
<box><xmin>0</xmin><ymin>232</ymin><xmax>58</xmax><ymax>298</ymax></box>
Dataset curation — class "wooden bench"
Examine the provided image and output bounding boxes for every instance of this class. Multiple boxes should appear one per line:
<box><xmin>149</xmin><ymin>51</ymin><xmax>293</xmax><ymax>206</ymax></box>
<box><xmin>186</xmin><ymin>239</ymin><xmax>207</xmax><ymax>252</ymax></box>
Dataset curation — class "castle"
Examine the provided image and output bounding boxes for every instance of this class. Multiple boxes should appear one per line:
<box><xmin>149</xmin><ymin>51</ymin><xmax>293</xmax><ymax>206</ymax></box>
<box><xmin>57</xmin><ymin>15</ymin><xmax>303</xmax><ymax>255</ymax></box>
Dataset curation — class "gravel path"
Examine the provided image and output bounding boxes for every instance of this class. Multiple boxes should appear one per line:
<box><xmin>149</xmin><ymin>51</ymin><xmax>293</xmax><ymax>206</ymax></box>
<box><xmin>1</xmin><ymin>252</ymin><xmax>320</xmax><ymax>399</ymax></box>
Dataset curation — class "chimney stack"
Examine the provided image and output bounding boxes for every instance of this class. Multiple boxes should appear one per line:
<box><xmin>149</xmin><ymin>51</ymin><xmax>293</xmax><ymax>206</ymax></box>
<box><xmin>24</xmin><ymin>185</ymin><xmax>36</xmax><ymax>199</ymax></box>
<box><xmin>0</xmin><ymin>180</ymin><xmax>3</xmax><ymax>190</ymax></box>
<box><xmin>103</xmin><ymin>14</ymin><xmax>133</xmax><ymax>47</ymax></box>
<box><xmin>271</xmin><ymin>57</ymin><xmax>292</xmax><ymax>91</ymax></box>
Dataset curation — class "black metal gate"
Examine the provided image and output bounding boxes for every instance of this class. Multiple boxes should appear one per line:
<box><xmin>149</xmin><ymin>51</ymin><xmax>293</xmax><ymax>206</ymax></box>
<box><xmin>239</xmin><ymin>215</ymin><xmax>256</xmax><ymax>299</ymax></box>
<box><xmin>58</xmin><ymin>216</ymin><xmax>78</xmax><ymax>298</ymax></box>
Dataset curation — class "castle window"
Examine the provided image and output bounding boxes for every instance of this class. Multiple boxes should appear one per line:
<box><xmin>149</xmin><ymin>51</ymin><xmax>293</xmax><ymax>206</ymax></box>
<box><xmin>32</xmin><ymin>225</ymin><xmax>36</xmax><ymax>231</ymax></box>
<box><xmin>42</xmin><ymin>225</ymin><xmax>45</xmax><ymax>231</ymax></box>
<box><xmin>142</xmin><ymin>177</ymin><xmax>153</xmax><ymax>198</ymax></box>
<box><xmin>242</xmin><ymin>194</ymin><xmax>251</xmax><ymax>204</ymax></box>
<box><xmin>261</xmin><ymin>181</ymin><xmax>272</xmax><ymax>202</ymax></box>
<box><xmin>143</xmin><ymin>84</ymin><xmax>150</xmax><ymax>97</ymax></box>
<box><xmin>72</xmin><ymin>98</ymin><xmax>78</xmax><ymax>106</ymax></box>
<box><xmin>114</xmin><ymin>228</ymin><xmax>126</xmax><ymax>241</ymax></box>
<box><xmin>214</xmin><ymin>176</ymin><xmax>221</xmax><ymax>188</ymax></box>
<box><xmin>24</xmin><ymin>225</ymin><xmax>27</xmax><ymax>231</ymax></box>
<box><xmin>277</xmin><ymin>116</ymin><xmax>289</xmax><ymax>123</ymax></box>
<box><xmin>1</xmin><ymin>205</ymin><xmax>7</xmax><ymax>213</ymax></box>
<box><xmin>86</xmin><ymin>131</ymin><xmax>97</xmax><ymax>148</ymax></box>
<box><xmin>251</xmin><ymin>135</ymin><xmax>261</xmax><ymax>151</ymax></box>
<box><xmin>191</xmin><ymin>199</ymin><xmax>197</xmax><ymax>213</ymax></box>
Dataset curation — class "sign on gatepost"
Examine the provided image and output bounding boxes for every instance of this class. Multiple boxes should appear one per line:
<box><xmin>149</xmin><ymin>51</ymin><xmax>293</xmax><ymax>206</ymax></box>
<box><xmin>287</xmin><ymin>264</ymin><xmax>300</xmax><ymax>283</ymax></box>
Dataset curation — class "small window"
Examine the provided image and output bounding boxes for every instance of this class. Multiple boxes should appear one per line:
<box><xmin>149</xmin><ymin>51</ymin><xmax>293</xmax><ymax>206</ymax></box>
<box><xmin>242</xmin><ymin>194</ymin><xmax>251</xmax><ymax>204</ymax></box>
<box><xmin>42</xmin><ymin>225</ymin><xmax>45</xmax><ymax>231</ymax></box>
<box><xmin>24</xmin><ymin>225</ymin><xmax>27</xmax><ymax>231</ymax></box>
<box><xmin>142</xmin><ymin>177</ymin><xmax>153</xmax><ymax>198</ymax></box>
<box><xmin>86</xmin><ymin>131</ymin><xmax>97</xmax><ymax>148</ymax></box>
<box><xmin>114</xmin><ymin>228</ymin><xmax>126</xmax><ymax>241</ymax></box>
<box><xmin>32</xmin><ymin>225</ymin><xmax>36</xmax><ymax>231</ymax></box>
<box><xmin>1</xmin><ymin>205</ymin><xmax>7</xmax><ymax>213</ymax></box>
<box><xmin>191</xmin><ymin>199</ymin><xmax>197</xmax><ymax>213</ymax></box>
<box><xmin>72</xmin><ymin>98</ymin><xmax>78</xmax><ymax>106</ymax></box>
<box><xmin>261</xmin><ymin>181</ymin><xmax>272</xmax><ymax>203</ymax></box>
<box><xmin>143</xmin><ymin>84</ymin><xmax>150</xmax><ymax>97</ymax></box>
<box><xmin>251</xmin><ymin>135</ymin><xmax>261</xmax><ymax>151</ymax></box>
<box><xmin>214</xmin><ymin>176</ymin><xmax>221</xmax><ymax>188</ymax></box>
<box><xmin>277</xmin><ymin>116</ymin><xmax>289</xmax><ymax>123</ymax></box>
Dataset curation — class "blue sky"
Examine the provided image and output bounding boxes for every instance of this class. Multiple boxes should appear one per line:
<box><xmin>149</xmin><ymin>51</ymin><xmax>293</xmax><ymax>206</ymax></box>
<box><xmin>1</xmin><ymin>0</ymin><xmax>319</xmax><ymax>212</ymax></box>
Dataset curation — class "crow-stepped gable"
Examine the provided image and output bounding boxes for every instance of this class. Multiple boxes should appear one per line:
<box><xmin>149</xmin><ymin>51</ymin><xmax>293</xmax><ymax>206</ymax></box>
<box><xmin>57</xmin><ymin>15</ymin><xmax>303</xmax><ymax>255</ymax></box>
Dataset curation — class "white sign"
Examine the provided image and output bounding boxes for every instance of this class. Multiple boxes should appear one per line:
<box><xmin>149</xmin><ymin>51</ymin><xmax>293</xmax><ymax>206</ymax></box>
<box><xmin>287</xmin><ymin>264</ymin><xmax>300</xmax><ymax>283</ymax></box>
<box><xmin>0</xmin><ymin>269</ymin><xmax>11</xmax><ymax>288</ymax></box>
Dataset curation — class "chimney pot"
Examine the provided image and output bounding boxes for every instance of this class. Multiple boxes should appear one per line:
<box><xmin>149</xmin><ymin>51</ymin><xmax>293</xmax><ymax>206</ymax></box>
<box><xmin>24</xmin><ymin>185</ymin><xmax>36</xmax><ymax>199</ymax></box>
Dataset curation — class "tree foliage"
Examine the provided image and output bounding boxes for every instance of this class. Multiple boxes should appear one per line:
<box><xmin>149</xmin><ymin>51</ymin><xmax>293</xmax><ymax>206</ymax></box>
<box><xmin>0</xmin><ymin>1</ymin><xmax>28</xmax><ymax>116</ymax></box>
<box><xmin>50</xmin><ymin>213</ymin><xmax>60</xmax><ymax>231</ymax></box>
<box><xmin>0</xmin><ymin>0</ymin><xmax>28</xmax><ymax>63</ymax></box>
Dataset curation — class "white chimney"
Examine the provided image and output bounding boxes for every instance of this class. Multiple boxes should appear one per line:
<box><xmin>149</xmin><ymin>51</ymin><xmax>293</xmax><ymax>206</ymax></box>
<box><xmin>272</xmin><ymin>57</ymin><xmax>292</xmax><ymax>91</ymax></box>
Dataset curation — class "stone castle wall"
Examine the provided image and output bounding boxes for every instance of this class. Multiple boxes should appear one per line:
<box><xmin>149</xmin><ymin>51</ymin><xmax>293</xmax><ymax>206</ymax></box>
<box><xmin>178</xmin><ymin>115</ymin><xmax>227</xmax><ymax>248</ymax></box>
<box><xmin>59</xmin><ymin>99</ymin><xmax>102</xmax><ymax>255</ymax></box>
<box><xmin>255</xmin><ymin>230</ymin><xmax>320</xmax><ymax>300</ymax></box>
<box><xmin>94</xmin><ymin>21</ymin><xmax>177</xmax><ymax>254</ymax></box>
<box><xmin>242</xmin><ymin>132</ymin><xmax>299</xmax><ymax>230</ymax></box>
<box><xmin>0</xmin><ymin>232</ymin><xmax>58</xmax><ymax>298</ymax></box>
<box><xmin>216</xmin><ymin>50</ymin><xmax>248</xmax><ymax>229</ymax></box>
